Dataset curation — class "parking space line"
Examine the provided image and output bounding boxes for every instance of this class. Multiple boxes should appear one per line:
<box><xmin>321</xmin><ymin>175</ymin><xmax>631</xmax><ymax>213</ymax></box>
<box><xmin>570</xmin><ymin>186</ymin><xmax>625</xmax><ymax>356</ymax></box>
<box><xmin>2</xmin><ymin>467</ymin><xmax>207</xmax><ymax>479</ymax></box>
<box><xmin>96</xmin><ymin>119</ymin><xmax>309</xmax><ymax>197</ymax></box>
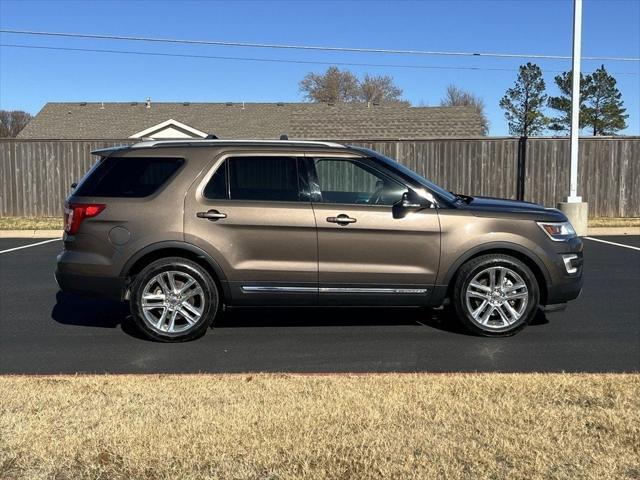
<box><xmin>0</xmin><ymin>238</ymin><xmax>61</xmax><ymax>254</ymax></box>
<box><xmin>584</xmin><ymin>236</ymin><xmax>640</xmax><ymax>251</ymax></box>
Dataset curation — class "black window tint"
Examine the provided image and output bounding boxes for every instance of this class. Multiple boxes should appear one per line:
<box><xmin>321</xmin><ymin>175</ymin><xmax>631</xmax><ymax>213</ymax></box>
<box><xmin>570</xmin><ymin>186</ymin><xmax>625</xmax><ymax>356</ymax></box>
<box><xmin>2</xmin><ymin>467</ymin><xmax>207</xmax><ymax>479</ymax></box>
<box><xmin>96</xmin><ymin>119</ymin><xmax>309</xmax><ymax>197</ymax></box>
<box><xmin>314</xmin><ymin>158</ymin><xmax>406</xmax><ymax>205</ymax></box>
<box><xmin>203</xmin><ymin>160</ymin><xmax>228</xmax><ymax>199</ymax></box>
<box><xmin>229</xmin><ymin>157</ymin><xmax>301</xmax><ymax>202</ymax></box>
<box><xmin>75</xmin><ymin>157</ymin><xmax>183</xmax><ymax>198</ymax></box>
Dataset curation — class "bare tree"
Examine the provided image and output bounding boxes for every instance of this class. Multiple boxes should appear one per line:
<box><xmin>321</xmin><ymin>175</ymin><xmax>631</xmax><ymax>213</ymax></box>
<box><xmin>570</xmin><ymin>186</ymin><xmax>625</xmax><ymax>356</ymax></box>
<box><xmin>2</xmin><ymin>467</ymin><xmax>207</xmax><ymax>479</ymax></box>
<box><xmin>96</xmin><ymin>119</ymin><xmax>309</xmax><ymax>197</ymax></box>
<box><xmin>441</xmin><ymin>84</ymin><xmax>489</xmax><ymax>135</ymax></box>
<box><xmin>300</xmin><ymin>67</ymin><xmax>406</xmax><ymax>104</ymax></box>
<box><xmin>359</xmin><ymin>74</ymin><xmax>405</xmax><ymax>104</ymax></box>
<box><xmin>0</xmin><ymin>110</ymin><xmax>33</xmax><ymax>137</ymax></box>
<box><xmin>299</xmin><ymin>67</ymin><xmax>360</xmax><ymax>103</ymax></box>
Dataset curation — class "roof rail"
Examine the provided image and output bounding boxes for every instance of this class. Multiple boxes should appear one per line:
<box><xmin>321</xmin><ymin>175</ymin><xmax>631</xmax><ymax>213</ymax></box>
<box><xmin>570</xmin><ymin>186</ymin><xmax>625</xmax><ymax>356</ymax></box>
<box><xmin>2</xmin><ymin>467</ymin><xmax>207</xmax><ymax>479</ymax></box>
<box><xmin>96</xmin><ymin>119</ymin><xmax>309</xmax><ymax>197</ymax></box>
<box><xmin>129</xmin><ymin>139</ymin><xmax>346</xmax><ymax>149</ymax></box>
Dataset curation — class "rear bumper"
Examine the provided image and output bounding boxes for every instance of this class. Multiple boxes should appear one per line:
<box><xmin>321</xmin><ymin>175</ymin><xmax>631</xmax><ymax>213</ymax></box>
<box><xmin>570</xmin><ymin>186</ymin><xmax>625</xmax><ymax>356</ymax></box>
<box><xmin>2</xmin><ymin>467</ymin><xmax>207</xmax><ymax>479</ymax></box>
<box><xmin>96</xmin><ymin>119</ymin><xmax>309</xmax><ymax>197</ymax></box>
<box><xmin>56</xmin><ymin>244</ymin><xmax>127</xmax><ymax>301</ymax></box>
<box><xmin>55</xmin><ymin>269</ymin><xmax>125</xmax><ymax>301</ymax></box>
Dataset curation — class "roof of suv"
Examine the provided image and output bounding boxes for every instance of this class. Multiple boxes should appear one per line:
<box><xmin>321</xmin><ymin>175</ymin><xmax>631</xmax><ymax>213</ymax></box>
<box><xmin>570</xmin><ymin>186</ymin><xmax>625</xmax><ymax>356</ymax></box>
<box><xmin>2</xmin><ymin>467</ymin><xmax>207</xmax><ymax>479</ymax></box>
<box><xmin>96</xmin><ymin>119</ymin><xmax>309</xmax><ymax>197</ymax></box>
<box><xmin>92</xmin><ymin>139</ymin><xmax>347</xmax><ymax>156</ymax></box>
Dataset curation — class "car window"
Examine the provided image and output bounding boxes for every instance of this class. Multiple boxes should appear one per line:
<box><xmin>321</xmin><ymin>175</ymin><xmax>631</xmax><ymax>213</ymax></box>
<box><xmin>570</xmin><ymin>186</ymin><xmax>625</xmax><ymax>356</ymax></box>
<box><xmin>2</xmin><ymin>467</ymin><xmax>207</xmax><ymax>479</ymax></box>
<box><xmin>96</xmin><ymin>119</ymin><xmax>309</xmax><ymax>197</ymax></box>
<box><xmin>203</xmin><ymin>160</ymin><xmax>228</xmax><ymax>199</ymax></box>
<box><xmin>314</xmin><ymin>158</ymin><xmax>407</xmax><ymax>206</ymax></box>
<box><xmin>204</xmin><ymin>156</ymin><xmax>303</xmax><ymax>202</ymax></box>
<box><xmin>75</xmin><ymin>157</ymin><xmax>184</xmax><ymax>198</ymax></box>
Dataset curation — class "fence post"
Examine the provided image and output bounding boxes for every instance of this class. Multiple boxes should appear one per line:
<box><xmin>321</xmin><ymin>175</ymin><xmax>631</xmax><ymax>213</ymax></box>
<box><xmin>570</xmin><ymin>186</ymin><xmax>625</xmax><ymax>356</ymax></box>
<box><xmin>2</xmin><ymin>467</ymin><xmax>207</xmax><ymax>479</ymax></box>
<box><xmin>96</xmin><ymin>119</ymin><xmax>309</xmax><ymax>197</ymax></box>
<box><xmin>516</xmin><ymin>136</ymin><xmax>527</xmax><ymax>201</ymax></box>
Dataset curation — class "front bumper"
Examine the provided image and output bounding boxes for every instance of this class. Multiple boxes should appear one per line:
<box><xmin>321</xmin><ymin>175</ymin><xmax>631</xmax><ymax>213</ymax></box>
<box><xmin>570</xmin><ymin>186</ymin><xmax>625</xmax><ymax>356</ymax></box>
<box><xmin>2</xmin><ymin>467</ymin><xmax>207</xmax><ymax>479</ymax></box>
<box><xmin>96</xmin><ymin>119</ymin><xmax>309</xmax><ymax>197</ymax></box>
<box><xmin>545</xmin><ymin>272</ymin><xmax>583</xmax><ymax>304</ymax></box>
<box><xmin>543</xmin><ymin>238</ymin><xmax>584</xmax><ymax>304</ymax></box>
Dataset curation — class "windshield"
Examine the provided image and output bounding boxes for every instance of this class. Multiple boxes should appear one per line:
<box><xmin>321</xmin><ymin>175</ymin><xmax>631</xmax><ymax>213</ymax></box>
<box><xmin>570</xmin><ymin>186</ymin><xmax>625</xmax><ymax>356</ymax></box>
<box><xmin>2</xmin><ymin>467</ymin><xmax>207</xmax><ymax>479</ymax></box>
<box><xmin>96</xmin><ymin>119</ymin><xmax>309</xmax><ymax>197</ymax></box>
<box><xmin>356</xmin><ymin>148</ymin><xmax>459</xmax><ymax>204</ymax></box>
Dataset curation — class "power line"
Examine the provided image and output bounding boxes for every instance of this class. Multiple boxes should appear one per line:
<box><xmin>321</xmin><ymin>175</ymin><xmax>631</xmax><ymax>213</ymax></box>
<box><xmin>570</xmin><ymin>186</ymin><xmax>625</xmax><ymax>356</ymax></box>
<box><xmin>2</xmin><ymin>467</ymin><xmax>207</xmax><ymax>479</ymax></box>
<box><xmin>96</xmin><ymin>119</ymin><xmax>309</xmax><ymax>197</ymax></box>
<box><xmin>1</xmin><ymin>29</ymin><xmax>639</xmax><ymax>62</ymax></box>
<box><xmin>2</xmin><ymin>43</ymin><xmax>638</xmax><ymax>75</ymax></box>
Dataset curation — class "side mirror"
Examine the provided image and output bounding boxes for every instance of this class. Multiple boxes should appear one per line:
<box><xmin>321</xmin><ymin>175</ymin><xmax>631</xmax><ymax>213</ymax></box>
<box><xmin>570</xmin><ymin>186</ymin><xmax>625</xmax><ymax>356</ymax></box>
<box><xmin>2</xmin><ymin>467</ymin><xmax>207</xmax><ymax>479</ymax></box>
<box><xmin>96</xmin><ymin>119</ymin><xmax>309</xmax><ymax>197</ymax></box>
<box><xmin>392</xmin><ymin>190</ymin><xmax>430</xmax><ymax>219</ymax></box>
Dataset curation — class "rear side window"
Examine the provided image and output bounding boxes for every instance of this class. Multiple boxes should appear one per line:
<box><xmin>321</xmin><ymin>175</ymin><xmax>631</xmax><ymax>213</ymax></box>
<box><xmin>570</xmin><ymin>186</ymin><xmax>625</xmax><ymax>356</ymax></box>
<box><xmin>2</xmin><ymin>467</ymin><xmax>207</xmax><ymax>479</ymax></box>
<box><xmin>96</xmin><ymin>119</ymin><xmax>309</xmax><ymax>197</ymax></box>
<box><xmin>203</xmin><ymin>161</ymin><xmax>228</xmax><ymax>199</ymax></box>
<box><xmin>75</xmin><ymin>157</ymin><xmax>184</xmax><ymax>197</ymax></box>
<box><xmin>203</xmin><ymin>156</ymin><xmax>303</xmax><ymax>202</ymax></box>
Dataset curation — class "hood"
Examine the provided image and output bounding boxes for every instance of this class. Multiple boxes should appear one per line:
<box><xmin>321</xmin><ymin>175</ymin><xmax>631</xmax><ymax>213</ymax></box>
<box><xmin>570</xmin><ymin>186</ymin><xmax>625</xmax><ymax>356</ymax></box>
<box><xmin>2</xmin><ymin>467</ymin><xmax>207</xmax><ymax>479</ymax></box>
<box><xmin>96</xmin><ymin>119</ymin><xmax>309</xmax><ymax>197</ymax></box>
<box><xmin>460</xmin><ymin>196</ymin><xmax>567</xmax><ymax>221</ymax></box>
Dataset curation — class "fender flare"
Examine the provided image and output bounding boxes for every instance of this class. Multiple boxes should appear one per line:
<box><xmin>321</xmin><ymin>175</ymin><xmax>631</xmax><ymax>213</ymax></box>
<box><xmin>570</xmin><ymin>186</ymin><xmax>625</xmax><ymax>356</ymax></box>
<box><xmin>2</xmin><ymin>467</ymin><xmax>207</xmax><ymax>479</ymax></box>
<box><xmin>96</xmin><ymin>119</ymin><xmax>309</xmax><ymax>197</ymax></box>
<box><xmin>440</xmin><ymin>241</ymin><xmax>552</xmax><ymax>288</ymax></box>
<box><xmin>120</xmin><ymin>240</ymin><xmax>229</xmax><ymax>285</ymax></box>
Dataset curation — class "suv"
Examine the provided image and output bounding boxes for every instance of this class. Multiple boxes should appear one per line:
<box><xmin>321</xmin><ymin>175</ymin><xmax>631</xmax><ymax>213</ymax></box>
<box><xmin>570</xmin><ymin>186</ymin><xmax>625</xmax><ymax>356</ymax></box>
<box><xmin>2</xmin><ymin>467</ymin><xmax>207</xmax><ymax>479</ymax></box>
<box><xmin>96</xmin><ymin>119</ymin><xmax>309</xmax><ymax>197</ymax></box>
<box><xmin>56</xmin><ymin>140</ymin><xmax>583</xmax><ymax>341</ymax></box>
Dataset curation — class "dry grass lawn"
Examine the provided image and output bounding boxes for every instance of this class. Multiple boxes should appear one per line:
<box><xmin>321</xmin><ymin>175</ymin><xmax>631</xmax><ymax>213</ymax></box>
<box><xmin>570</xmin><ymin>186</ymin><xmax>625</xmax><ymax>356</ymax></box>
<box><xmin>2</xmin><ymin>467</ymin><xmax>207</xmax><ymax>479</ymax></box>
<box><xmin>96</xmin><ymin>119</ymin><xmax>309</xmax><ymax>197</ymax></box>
<box><xmin>1</xmin><ymin>374</ymin><xmax>638</xmax><ymax>480</ymax></box>
<box><xmin>0</xmin><ymin>216</ymin><xmax>62</xmax><ymax>230</ymax></box>
<box><xmin>588</xmin><ymin>217</ymin><xmax>640</xmax><ymax>228</ymax></box>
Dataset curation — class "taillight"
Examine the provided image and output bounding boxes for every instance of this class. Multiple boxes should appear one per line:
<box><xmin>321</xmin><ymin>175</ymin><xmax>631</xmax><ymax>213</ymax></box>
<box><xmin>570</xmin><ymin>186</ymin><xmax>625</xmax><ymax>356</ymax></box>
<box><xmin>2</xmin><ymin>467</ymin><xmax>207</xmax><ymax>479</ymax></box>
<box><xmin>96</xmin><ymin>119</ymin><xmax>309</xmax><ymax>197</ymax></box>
<box><xmin>63</xmin><ymin>203</ymin><xmax>106</xmax><ymax>234</ymax></box>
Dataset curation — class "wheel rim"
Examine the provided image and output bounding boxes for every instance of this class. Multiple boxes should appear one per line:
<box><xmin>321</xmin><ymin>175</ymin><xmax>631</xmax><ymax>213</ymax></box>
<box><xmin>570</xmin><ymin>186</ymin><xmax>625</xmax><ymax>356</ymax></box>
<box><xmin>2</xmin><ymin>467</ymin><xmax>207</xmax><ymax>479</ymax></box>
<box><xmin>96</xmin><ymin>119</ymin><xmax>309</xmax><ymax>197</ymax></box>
<box><xmin>140</xmin><ymin>270</ymin><xmax>205</xmax><ymax>334</ymax></box>
<box><xmin>465</xmin><ymin>266</ymin><xmax>529</xmax><ymax>329</ymax></box>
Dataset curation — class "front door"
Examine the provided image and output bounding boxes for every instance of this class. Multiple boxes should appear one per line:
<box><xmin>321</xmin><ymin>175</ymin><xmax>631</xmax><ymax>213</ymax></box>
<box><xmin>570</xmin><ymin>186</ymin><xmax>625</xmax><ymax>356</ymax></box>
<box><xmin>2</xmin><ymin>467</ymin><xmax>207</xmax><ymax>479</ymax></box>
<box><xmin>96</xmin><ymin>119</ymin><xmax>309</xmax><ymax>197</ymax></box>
<box><xmin>308</xmin><ymin>156</ymin><xmax>440</xmax><ymax>305</ymax></box>
<box><xmin>184</xmin><ymin>153</ymin><xmax>317</xmax><ymax>305</ymax></box>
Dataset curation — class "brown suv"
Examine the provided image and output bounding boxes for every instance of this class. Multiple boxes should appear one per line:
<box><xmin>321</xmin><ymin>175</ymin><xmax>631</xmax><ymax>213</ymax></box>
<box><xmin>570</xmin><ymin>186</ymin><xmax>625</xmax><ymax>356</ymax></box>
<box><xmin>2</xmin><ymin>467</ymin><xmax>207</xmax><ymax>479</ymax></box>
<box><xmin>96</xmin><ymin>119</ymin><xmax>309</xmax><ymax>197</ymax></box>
<box><xmin>56</xmin><ymin>140</ymin><xmax>583</xmax><ymax>341</ymax></box>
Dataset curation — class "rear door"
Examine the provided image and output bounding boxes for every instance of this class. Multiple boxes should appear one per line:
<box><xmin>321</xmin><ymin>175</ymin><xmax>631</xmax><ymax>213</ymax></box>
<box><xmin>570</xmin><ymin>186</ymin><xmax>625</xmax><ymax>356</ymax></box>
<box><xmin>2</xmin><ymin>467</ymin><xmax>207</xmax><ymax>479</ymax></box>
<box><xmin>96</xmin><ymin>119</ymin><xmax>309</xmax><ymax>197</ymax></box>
<box><xmin>307</xmin><ymin>155</ymin><xmax>440</xmax><ymax>306</ymax></box>
<box><xmin>184</xmin><ymin>152</ymin><xmax>318</xmax><ymax>305</ymax></box>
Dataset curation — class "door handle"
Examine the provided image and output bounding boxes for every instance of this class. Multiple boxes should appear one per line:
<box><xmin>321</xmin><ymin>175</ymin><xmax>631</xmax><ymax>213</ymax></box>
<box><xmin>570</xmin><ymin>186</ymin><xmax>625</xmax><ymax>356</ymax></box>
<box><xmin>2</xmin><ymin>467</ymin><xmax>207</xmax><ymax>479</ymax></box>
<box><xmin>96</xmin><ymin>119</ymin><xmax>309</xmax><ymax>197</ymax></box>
<box><xmin>326</xmin><ymin>214</ymin><xmax>357</xmax><ymax>225</ymax></box>
<box><xmin>197</xmin><ymin>209</ymin><xmax>227</xmax><ymax>221</ymax></box>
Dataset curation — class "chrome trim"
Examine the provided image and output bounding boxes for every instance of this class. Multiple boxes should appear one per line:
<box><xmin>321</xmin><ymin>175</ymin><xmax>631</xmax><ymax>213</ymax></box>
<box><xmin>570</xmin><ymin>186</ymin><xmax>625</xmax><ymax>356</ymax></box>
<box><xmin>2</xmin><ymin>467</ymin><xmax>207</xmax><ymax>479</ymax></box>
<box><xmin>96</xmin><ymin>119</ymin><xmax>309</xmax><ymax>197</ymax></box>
<box><xmin>562</xmin><ymin>254</ymin><xmax>579</xmax><ymax>274</ymax></box>
<box><xmin>320</xmin><ymin>287</ymin><xmax>428</xmax><ymax>294</ymax></box>
<box><xmin>241</xmin><ymin>286</ymin><xmax>428</xmax><ymax>294</ymax></box>
<box><xmin>241</xmin><ymin>286</ymin><xmax>317</xmax><ymax>293</ymax></box>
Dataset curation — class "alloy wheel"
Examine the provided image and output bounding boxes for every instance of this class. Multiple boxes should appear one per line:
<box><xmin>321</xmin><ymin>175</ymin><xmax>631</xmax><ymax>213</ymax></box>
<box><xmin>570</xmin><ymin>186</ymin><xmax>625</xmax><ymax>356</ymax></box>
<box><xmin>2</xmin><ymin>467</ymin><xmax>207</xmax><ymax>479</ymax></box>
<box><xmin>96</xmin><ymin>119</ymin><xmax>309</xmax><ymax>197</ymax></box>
<box><xmin>464</xmin><ymin>266</ymin><xmax>529</xmax><ymax>329</ymax></box>
<box><xmin>140</xmin><ymin>270</ymin><xmax>205</xmax><ymax>334</ymax></box>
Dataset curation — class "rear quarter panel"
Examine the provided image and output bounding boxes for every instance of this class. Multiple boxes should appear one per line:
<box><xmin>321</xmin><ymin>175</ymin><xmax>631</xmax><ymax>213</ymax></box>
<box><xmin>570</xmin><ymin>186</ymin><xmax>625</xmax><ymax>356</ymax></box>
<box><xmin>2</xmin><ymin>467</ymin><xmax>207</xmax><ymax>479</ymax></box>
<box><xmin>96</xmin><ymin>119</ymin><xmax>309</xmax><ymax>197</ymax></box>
<box><xmin>62</xmin><ymin>147</ymin><xmax>209</xmax><ymax>278</ymax></box>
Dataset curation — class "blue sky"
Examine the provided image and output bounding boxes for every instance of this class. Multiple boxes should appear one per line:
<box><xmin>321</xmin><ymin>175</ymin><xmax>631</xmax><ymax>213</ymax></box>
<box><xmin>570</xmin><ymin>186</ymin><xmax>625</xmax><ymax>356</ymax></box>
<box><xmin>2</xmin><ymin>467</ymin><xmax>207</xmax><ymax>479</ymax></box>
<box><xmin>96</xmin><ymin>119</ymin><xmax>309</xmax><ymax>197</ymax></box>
<box><xmin>1</xmin><ymin>0</ymin><xmax>638</xmax><ymax>135</ymax></box>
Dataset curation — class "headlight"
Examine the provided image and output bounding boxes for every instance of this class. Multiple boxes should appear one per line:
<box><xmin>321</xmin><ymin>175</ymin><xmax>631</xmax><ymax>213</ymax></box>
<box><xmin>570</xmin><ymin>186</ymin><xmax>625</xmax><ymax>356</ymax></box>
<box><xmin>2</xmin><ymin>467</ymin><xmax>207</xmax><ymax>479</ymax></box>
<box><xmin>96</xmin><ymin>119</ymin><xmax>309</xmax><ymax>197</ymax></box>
<box><xmin>537</xmin><ymin>221</ymin><xmax>577</xmax><ymax>241</ymax></box>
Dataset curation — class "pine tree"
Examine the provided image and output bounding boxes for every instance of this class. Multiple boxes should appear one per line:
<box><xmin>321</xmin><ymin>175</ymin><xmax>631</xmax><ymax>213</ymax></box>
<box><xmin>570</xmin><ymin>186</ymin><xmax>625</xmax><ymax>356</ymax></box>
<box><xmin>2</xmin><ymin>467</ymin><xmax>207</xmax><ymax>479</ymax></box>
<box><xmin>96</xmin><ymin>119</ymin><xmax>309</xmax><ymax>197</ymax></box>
<box><xmin>547</xmin><ymin>71</ymin><xmax>590</xmax><ymax>133</ymax></box>
<box><xmin>499</xmin><ymin>63</ymin><xmax>548</xmax><ymax>137</ymax></box>
<box><xmin>584</xmin><ymin>65</ymin><xmax>628</xmax><ymax>135</ymax></box>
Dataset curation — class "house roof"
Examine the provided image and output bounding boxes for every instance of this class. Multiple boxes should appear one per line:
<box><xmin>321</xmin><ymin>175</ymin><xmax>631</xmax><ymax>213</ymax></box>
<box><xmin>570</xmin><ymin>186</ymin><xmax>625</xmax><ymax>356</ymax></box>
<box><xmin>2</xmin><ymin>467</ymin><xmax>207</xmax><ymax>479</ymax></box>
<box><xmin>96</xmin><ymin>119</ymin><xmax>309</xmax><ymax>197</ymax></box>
<box><xmin>17</xmin><ymin>102</ymin><xmax>485</xmax><ymax>140</ymax></box>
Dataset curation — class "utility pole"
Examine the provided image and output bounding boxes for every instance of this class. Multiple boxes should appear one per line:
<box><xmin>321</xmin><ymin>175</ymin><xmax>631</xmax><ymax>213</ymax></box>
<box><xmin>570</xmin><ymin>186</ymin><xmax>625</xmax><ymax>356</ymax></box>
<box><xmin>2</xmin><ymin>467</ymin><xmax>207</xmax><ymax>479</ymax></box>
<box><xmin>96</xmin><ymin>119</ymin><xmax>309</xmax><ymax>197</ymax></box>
<box><xmin>559</xmin><ymin>0</ymin><xmax>588</xmax><ymax>235</ymax></box>
<box><xmin>568</xmin><ymin>0</ymin><xmax>582</xmax><ymax>202</ymax></box>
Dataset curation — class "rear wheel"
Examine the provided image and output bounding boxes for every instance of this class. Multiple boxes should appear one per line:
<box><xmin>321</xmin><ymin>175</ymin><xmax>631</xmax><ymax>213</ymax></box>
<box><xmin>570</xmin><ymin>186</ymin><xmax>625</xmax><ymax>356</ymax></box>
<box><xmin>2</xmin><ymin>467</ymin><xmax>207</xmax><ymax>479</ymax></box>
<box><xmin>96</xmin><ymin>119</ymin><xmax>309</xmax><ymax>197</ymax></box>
<box><xmin>130</xmin><ymin>257</ymin><xmax>219</xmax><ymax>342</ymax></box>
<box><xmin>452</xmin><ymin>254</ymin><xmax>539</xmax><ymax>336</ymax></box>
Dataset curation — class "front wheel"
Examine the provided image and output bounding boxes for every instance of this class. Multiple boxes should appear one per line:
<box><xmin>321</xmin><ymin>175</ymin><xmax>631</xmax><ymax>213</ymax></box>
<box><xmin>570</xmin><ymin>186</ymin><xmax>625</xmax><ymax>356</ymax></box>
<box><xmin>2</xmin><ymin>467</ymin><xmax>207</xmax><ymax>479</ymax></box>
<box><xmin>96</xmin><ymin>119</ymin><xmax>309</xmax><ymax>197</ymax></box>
<box><xmin>130</xmin><ymin>257</ymin><xmax>219</xmax><ymax>342</ymax></box>
<box><xmin>452</xmin><ymin>254</ymin><xmax>540</xmax><ymax>337</ymax></box>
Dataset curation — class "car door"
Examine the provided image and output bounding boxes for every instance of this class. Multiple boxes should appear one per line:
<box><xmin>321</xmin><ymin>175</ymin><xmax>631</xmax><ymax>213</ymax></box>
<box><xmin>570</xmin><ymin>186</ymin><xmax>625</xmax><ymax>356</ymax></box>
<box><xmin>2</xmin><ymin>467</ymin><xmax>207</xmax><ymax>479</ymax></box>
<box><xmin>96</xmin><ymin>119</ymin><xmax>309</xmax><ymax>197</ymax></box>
<box><xmin>184</xmin><ymin>152</ymin><xmax>318</xmax><ymax>305</ymax></box>
<box><xmin>307</xmin><ymin>155</ymin><xmax>441</xmax><ymax>306</ymax></box>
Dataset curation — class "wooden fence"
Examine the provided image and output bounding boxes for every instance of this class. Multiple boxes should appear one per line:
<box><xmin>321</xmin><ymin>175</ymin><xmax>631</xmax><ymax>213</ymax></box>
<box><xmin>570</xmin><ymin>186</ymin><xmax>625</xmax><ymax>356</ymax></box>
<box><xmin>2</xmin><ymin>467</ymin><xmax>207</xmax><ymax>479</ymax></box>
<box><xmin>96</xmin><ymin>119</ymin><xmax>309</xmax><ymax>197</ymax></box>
<box><xmin>1</xmin><ymin>137</ymin><xmax>638</xmax><ymax>218</ymax></box>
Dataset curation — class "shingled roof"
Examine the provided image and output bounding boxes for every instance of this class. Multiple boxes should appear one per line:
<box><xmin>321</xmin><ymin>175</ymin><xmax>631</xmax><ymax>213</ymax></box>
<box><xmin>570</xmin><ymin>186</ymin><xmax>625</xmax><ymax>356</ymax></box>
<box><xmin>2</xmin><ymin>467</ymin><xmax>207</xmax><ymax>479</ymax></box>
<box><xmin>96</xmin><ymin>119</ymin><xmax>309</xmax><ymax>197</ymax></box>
<box><xmin>18</xmin><ymin>102</ymin><xmax>484</xmax><ymax>140</ymax></box>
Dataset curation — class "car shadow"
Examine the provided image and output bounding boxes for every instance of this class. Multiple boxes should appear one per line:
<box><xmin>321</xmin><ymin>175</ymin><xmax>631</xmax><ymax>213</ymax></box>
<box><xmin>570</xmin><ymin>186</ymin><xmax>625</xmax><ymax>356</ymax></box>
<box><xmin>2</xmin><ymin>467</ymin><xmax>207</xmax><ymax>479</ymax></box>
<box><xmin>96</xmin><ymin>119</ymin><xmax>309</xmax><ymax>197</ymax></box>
<box><xmin>51</xmin><ymin>292</ymin><xmax>146</xmax><ymax>339</ymax></box>
<box><xmin>216</xmin><ymin>305</ymin><xmax>475</xmax><ymax>335</ymax></box>
<box><xmin>52</xmin><ymin>292</ymin><xmax>549</xmax><ymax>340</ymax></box>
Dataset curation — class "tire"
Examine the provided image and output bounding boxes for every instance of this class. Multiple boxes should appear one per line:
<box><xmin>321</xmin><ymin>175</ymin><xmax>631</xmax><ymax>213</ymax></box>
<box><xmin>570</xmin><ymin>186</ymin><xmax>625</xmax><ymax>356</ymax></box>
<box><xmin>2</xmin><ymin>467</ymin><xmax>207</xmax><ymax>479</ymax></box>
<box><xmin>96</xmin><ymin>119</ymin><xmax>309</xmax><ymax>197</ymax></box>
<box><xmin>130</xmin><ymin>257</ymin><xmax>219</xmax><ymax>342</ymax></box>
<box><xmin>452</xmin><ymin>254</ymin><xmax>540</xmax><ymax>337</ymax></box>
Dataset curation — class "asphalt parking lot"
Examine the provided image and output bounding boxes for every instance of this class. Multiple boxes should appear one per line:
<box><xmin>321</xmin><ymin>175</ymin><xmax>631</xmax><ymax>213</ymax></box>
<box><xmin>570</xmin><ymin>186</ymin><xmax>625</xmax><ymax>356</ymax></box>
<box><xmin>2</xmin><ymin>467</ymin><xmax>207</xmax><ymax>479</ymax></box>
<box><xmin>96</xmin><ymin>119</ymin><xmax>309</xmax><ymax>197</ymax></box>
<box><xmin>1</xmin><ymin>236</ymin><xmax>638</xmax><ymax>374</ymax></box>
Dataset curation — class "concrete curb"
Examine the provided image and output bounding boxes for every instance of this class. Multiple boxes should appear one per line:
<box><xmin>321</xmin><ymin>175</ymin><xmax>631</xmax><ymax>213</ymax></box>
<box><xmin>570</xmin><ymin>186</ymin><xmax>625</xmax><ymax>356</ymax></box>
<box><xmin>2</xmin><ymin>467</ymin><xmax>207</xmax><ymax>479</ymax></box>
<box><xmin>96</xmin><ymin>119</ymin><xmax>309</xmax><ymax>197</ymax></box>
<box><xmin>586</xmin><ymin>227</ymin><xmax>640</xmax><ymax>236</ymax></box>
<box><xmin>0</xmin><ymin>230</ymin><xmax>63</xmax><ymax>239</ymax></box>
